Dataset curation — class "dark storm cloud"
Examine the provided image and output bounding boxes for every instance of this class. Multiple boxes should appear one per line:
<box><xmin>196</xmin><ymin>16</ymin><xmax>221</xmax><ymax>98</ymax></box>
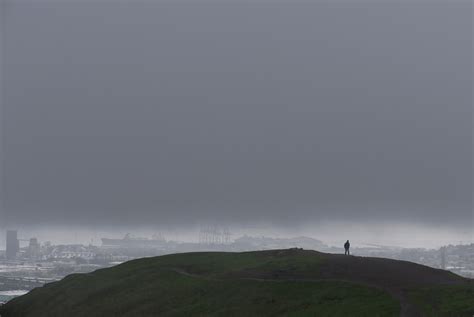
<box><xmin>1</xmin><ymin>0</ymin><xmax>472</xmax><ymax>227</ymax></box>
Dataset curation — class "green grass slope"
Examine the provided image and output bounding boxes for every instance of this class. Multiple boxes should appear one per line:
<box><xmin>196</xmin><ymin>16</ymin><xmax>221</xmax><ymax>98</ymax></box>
<box><xmin>0</xmin><ymin>249</ymin><xmax>472</xmax><ymax>317</ymax></box>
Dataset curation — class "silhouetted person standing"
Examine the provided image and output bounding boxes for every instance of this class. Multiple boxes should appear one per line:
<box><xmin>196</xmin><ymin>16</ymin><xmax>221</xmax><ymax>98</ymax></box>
<box><xmin>344</xmin><ymin>240</ymin><xmax>350</xmax><ymax>255</ymax></box>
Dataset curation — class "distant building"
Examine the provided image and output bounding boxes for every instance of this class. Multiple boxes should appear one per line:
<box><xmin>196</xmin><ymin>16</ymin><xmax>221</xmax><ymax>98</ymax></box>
<box><xmin>50</xmin><ymin>245</ymin><xmax>96</xmax><ymax>260</ymax></box>
<box><xmin>440</xmin><ymin>246</ymin><xmax>447</xmax><ymax>270</ymax></box>
<box><xmin>28</xmin><ymin>238</ymin><xmax>41</xmax><ymax>259</ymax></box>
<box><xmin>6</xmin><ymin>230</ymin><xmax>20</xmax><ymax>259</ymax></box>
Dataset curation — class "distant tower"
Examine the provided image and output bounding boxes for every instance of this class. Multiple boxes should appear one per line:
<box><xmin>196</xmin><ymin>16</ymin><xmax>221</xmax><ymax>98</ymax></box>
<box><xmin>440</xmin><ymin>246</ymin><xmax>447</xmax><ymax>270</ymax></box>
<box><xmin>28</xmin><ymin>238</ymin><xmax>41</xmax><ymax>260</ymax></box>
<box><xmin>6</xmin><ymin>230</ymin><xmax>20</xmax><ymax>259</ymax></box>
<box><xmin>223</xmin><ymin>228</ymin><xmax>231</xmax><ymax>245</ymax></box>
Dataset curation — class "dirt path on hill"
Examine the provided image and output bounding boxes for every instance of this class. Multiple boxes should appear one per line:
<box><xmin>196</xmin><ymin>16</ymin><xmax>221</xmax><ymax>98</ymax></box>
<box><xmin>167</xmin><ymin>267</ymin><xmax>420</xmax><ymax>317</ymax></box>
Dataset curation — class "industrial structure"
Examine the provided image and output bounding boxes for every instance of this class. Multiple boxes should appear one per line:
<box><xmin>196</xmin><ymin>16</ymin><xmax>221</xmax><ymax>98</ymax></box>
<box><xmin>198</xmin><ymin>225</ymin><xmax>231</xmax><ymax>245</ymax></box>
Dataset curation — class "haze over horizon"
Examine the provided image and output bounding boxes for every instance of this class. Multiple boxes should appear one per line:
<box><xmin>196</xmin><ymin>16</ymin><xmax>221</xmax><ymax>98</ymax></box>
<box><xmin>1</xmin><ymin>0</ymin><xmax>472</xmax><ymax>247</ymax></box>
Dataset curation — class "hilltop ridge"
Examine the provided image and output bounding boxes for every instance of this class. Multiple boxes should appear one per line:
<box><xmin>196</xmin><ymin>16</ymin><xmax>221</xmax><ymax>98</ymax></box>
<box><xmin>1</xmin><ymin>249</ymin><xmax>473</xmax><ymax>317</ymax></box>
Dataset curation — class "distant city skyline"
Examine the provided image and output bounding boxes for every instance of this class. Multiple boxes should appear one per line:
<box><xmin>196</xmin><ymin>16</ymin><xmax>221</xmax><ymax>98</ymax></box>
<box><xmin>0</xmin><ymin>221</ymin><xmax>472</xmax><ymax>249</ymax></box>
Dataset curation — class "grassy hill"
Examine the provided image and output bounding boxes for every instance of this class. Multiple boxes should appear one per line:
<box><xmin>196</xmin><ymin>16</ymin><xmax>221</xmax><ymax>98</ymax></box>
<box><xmin>0</xmin><ymin>249</ymin><xmax>473</xmax><ymax>317</ymax></box>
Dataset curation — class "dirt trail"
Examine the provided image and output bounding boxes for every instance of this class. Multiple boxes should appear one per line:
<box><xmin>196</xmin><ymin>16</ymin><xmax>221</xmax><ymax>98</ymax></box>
<box><xmin>167</xmin><ymin>267</ymin><xmax>420</xmax><ymax>317</ymax></box>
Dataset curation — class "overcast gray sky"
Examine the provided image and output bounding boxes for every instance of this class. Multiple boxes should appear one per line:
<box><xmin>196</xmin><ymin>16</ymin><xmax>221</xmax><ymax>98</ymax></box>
<box><xmin>1</xmin><ymin>0</ymin><xmax>472</xmax><ymax>233</ymax></box>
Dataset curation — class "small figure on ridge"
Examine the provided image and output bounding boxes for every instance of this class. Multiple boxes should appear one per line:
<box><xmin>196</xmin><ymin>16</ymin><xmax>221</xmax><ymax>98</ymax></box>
<box><xmin>344</xmin><ymin>240</ymin><xmax>350</xmax><ymax>255</ymax></box>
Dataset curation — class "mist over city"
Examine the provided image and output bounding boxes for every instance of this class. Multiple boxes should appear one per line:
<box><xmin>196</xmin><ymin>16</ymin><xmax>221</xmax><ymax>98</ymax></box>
<box><xmin>0</xmin><ymin>0</ymin><xmax>472</xmax><ymax>315</ymax></box>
